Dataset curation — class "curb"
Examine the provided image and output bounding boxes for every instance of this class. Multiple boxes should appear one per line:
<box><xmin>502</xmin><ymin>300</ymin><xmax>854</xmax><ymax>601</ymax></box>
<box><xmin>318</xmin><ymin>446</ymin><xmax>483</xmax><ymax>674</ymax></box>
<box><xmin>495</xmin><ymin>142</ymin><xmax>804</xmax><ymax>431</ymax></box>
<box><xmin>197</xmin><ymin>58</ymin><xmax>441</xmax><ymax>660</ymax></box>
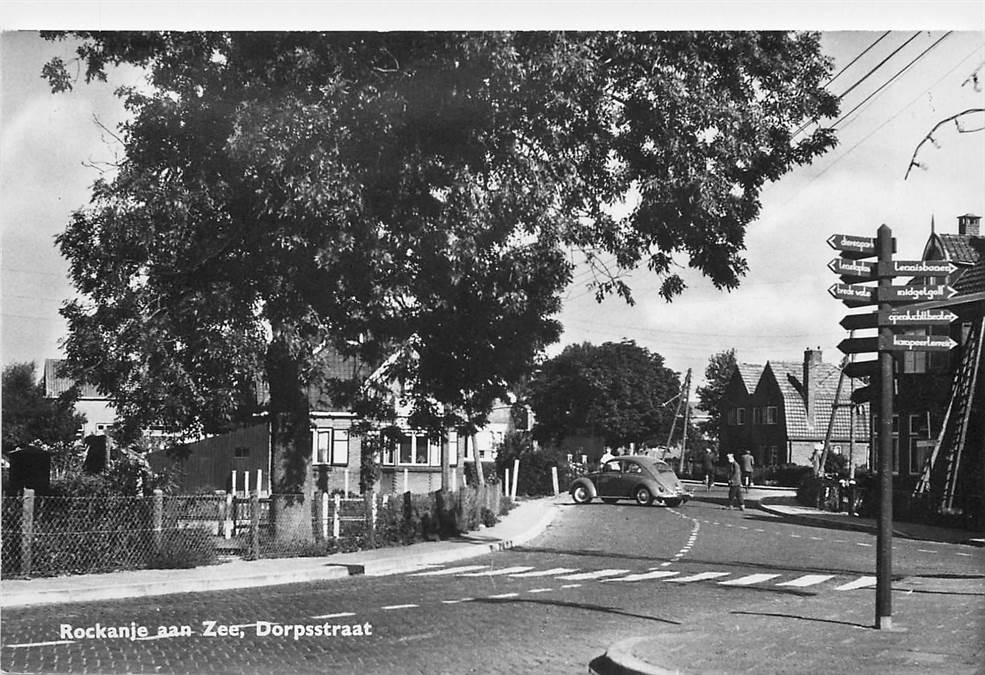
<box><xmin>1</xmin><ymin>498</ymin><xmax>563</xmax><ymax>608</ymax></box>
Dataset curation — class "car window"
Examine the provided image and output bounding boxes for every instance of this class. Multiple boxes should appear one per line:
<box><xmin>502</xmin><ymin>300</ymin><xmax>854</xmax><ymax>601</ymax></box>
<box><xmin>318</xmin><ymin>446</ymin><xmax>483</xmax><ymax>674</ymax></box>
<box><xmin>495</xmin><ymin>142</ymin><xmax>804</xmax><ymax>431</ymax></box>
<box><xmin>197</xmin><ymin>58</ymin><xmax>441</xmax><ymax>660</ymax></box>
<box><xmin>624</xmin><ymin>462</ymin><xmax>643</xmax><ymax>474</ymax></box>
<box><xmin>602</xmin><ymin>460</ymin><xmax>621</xmax><ymax>472</ymax></box>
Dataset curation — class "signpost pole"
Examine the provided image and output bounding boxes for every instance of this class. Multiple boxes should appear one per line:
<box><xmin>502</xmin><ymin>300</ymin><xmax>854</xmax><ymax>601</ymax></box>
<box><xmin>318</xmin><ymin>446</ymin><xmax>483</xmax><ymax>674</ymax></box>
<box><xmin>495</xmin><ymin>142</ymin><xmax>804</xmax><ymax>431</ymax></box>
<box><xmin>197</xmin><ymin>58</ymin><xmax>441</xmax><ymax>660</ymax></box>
<box><xmin>876</xmin><ymin>224</ymin><xmax>894</xmax><ymax>630</ymax></box>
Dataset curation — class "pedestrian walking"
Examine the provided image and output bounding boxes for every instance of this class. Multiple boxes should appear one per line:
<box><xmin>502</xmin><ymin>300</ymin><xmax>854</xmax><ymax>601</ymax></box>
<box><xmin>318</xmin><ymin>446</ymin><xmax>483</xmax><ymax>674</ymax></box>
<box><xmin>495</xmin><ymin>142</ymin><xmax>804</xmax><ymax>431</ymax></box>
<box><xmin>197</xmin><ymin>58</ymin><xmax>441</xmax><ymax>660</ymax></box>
<box><xmin>724</xmin><ymin>453</ymin><xmax>745</xmax><ymax>510</ymax></box>
<box><xmin>599</xmin><ymin>447</ymin><xmax>615</xmax><ymax>469</ymax></box>
<box><xmin>702</xmin><ymin>448</ymin><xmax>716</xmax><ymax>491</ymax></box>
<box><xmin>740</xmin><ymin>449</ymin><xmax>755</xmax><ymax>488</ymax></box>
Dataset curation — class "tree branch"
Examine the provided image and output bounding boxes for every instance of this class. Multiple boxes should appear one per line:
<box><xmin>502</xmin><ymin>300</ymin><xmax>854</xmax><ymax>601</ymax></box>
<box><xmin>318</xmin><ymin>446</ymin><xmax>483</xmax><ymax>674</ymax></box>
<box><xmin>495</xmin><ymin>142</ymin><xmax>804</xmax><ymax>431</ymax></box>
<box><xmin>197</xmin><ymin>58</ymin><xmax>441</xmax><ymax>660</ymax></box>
<box><xmin>904</xmin><ymin>108</ymin><xmax>985</xmax><ymax>180</ymax></box>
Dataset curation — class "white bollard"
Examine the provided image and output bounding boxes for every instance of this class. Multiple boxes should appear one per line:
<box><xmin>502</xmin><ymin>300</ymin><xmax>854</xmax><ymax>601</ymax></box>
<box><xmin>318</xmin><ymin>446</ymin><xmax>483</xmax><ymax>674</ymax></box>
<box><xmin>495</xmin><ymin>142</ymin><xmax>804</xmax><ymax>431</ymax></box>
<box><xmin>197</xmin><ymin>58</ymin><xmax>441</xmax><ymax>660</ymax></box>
<box><xmin>344</xmin><ymin>468</ymin><xmax>350</xmax><ymax>497</ymax></box>
<box><xmin>504</xmin><ymin>468</ymin><xmax>510</xmax><ymax>496</ymax></box>
<box><xmin>551</xmin><ymin>466</ymin><xmax>559</xmax><ymax>496</ymax></box>
<box><xmin>321</xmin><ymin>491</ymin><xmax>329</xmax><ymax>539</ymax></box>
<box><xmin>256</xmin><ymin>469</ymin><xmax>264</xmax><ymax>497</ymax></box>
<box><xmin>243</xmin><ymin>470</ymin><xmax>250</xmax><ymax>496</ymax></box>
<box><xmin>224</xmin><ymin>491</ymin><xmax>234</xmax><ymax>538</ymax></box>
<box><xmin>511</xmin><ymin>458</ymin><xmax>520</xmax><ymax>502</ymax></box>
<box><xmin>231</xmin><ymin>470</ymin><xmax>238</xmax><ymax>498</ymax></box>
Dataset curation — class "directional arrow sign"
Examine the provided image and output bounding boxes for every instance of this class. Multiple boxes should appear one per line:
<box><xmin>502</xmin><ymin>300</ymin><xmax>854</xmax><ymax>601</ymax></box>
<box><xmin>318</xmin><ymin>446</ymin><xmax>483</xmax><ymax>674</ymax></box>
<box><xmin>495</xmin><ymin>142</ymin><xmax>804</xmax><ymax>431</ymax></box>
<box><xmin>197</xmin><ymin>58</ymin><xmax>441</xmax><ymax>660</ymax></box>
<box><xmin>850</xmin><ymin>385</ymin><xmax>874</xmax><ymax>404</ymax></box>
<box><xmin>827</xmin><ymin>234</ymin><xmax>877</xmax><ymax>259</ymax></box>
<box><xmin>829</xmin><ymin>283</ymin><xmax>877</xmax><ymax>306</ymax></box>
<box><xmin>879</xmin><ymin>333</ymin><xmax>958</xmax><ymax>352</ymax></box>
<box><xmin>877</xmin><ymin>260</ymin><xmax>958</xmax><ymax>277</ymax></box>
<box><xmin>838</xmin><ymin>337</ymin><xmax>879</xmax><ymax>355</ymax></box>
<box><xmin>829</xmin><ymin>258</ymin><xmax>876</xmax><ymax>281</ymax></box>
<box><xmin>844</xmin><ymin>360</ymin><xmax>879</xmax><ymax>379</ymax></box>
<box><xmin>881</xmin><ymin>308</ymin><xmax>959</xmax><ymax>328</ymax></box>
<box><xmin>840</xmin><ymin>313</ymin><xmax>878</xmax><ymax>331</ymax></box>
<box><xmin>877</xmin><ymin>285</ymin><xmax>958</xmax><ymax>303</ymax></box>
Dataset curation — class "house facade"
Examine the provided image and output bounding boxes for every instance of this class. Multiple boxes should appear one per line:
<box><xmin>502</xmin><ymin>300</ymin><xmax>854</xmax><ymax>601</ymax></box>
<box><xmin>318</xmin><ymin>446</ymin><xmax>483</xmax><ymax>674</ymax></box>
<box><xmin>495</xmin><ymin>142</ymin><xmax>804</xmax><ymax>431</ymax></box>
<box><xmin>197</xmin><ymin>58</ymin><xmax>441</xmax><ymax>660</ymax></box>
<box><xmin>895</xmin><ymin>213</ymin><xmax>984</xmax><ymax>528</ymax></box>
<box><xmin>720</xmin><ymin>350</ymin><xmax>870</xmax><ymax>469</ymax></box>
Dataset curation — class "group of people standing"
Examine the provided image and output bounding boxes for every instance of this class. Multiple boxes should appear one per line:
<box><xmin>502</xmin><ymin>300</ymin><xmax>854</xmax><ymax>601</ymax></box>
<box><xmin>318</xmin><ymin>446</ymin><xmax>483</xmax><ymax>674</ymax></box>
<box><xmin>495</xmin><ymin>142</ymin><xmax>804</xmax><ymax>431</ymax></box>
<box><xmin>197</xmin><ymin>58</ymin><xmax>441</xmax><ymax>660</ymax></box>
<box><xmin>701</xmin><ymin>448</ymin><xmax>755</xmax><ymax>511</ymax></box>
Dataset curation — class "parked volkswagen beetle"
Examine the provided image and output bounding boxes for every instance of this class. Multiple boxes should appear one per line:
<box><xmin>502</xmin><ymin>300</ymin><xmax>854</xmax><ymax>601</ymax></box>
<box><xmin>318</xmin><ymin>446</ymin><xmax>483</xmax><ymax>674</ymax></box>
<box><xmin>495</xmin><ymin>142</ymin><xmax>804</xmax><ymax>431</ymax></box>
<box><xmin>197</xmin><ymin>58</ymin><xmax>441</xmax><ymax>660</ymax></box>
<box><xmin>569</xmin><ymin>455</ymin><xmax>692</xmax><ymax>507</ymax></box>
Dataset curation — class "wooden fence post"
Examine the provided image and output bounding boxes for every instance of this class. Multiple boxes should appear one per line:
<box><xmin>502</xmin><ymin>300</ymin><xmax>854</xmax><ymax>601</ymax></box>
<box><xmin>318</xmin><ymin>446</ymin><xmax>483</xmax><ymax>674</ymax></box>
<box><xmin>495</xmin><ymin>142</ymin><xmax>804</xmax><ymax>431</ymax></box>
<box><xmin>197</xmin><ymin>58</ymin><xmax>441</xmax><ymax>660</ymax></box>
<box><xmin>152</xmin><ymin>489</ymin><xmax>164</xmax><ymax>557</ymax></box>
<box><xmin>249</xmin><ymin>490</ymin><xmax>260</xmax><ymax>560</ymax></box>
<box><xmin>21</xmin><ymin>488</ymin><xmax>34</xmax><ymax>576</ymax></box>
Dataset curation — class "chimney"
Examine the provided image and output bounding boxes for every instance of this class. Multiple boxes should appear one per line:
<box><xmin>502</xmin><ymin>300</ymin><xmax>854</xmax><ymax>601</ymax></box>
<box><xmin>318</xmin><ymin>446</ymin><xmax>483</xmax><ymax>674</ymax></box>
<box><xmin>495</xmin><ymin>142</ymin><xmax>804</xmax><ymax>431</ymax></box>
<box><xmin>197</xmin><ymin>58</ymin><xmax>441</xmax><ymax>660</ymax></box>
<box><xmin>958</xmin><ymin>213</ymin><xmax>981</xmax><ymax>237</ymax></box>
<box><xmin>803</xmin><ymin>348</ymin><xmax>823</xmax><ymax>424</ymax></box>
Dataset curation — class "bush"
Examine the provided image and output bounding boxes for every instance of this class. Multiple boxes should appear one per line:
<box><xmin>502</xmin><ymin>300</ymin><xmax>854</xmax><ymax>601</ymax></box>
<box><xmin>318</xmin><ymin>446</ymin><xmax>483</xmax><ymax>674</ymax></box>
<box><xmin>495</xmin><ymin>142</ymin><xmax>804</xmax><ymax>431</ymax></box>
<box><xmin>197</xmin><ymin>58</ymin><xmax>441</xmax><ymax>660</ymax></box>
<box><xmin>494</xmin><ymin>432</ymin><xmax>576</xmax><ymax>496</ymax></box>
<box><xmin>762</xmin><ymin>463</ymin><xmax>814</xmax><ymax>488</ymax></box>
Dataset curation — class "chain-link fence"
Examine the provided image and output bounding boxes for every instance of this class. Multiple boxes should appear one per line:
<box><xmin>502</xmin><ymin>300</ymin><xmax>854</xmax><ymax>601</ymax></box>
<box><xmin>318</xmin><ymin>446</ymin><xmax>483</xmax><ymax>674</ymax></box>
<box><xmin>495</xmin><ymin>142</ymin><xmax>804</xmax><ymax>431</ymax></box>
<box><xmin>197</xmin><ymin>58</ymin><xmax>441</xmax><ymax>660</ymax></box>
<box><xmin>3</xmin><ymin>482</ymin><xmax>509</xmax><ymax>578</ymax></box>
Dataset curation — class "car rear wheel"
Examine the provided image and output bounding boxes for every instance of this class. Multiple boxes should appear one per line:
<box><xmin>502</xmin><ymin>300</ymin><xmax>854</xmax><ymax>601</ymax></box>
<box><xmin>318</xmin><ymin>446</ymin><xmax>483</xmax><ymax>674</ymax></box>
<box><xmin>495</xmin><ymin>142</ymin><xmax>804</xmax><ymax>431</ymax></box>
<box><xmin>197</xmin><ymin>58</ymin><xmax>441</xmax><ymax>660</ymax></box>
<box><xmin>634</xmin><ymin>486</ymin><xmax>653</xmax><ymax>506</ymax></box>
<box><xmin>572</xmin><ymin>485</ymin><xmax>593</xmax><ymax>504</ymax></box>
<box><xmin>664</xmin><ymin>498</ymin><xmax>682</xmax><ymax>508</ymax></box>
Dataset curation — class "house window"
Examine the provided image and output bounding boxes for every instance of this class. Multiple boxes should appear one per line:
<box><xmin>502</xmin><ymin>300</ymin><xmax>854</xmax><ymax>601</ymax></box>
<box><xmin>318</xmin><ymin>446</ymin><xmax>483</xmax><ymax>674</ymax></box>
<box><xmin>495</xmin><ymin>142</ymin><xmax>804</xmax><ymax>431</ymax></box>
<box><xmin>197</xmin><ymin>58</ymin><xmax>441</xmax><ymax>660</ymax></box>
<box><xmin>736</xmin><ymin>408</ymin><xmax>746</xmax><ymax>425</ymax></box>
<box><xmin>234</xmin><ymin>446</ymin><xmax>250</xmax><ymax>459</ymax></box>
<box><xmin>751</xmin><ymin>407</ymin><xmax>763</xmax><ymax>425</ymax></box>
<box><xmin>396</xmin><ymin>432</ymin><xmax>440</xmax><ymax>467</ymax></box>
<box><xmin>765</xmin><ymin>406</ymin><xmax>778</xmax><ymax>425</ymax></box>
<box><xmin>907</xmin><ymin>413</ymin><xmax>930</xmax><ymax>475</ymax></box>
<box><xmin>312</xmin><ymin>428</ymin><xmax>349</xmax><ymax>466</ymax></box>
<box><xmin>902</xmin><ymin>350</ymin><xmax>927</xmax><ymax>374</ymax></box>
<box><xmin>727</xmin><ymin>409</ymin><xmax>736</xmax><ymax>426</ymax></box>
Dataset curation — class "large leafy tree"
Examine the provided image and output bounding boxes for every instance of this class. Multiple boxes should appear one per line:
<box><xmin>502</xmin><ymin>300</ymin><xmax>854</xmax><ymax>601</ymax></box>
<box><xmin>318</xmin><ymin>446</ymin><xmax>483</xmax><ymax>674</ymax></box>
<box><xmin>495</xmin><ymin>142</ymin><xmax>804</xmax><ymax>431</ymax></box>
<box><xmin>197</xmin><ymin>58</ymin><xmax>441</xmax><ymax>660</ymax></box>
<box><xmin>528</xmin><ymin>341</ymin><xmax>680</xmax><ymax>448</ymax></box>
<box><xmin>2</xmin><ymin>362</ymin><xmax>86</xmax><ymax>454</ymax></box>
<box><xmin>42</xmin><ymin>31</ymin><xmax>838</xmax><ymax>535</ymax></box>
<box><xmin>695</xmin><ymin>348</ymin><xmax>738</xmax><ymax>441</ymax></box>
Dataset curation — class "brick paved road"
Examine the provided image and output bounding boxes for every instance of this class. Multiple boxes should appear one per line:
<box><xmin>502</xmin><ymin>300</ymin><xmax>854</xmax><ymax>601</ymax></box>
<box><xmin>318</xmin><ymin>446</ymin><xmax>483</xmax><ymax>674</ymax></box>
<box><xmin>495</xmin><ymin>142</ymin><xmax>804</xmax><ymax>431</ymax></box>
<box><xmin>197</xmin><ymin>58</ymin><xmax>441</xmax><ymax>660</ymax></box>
<box><xmin>3</xmin><ymin>499</ymin><xmax>982</xmax><ymax>674</ymax></box>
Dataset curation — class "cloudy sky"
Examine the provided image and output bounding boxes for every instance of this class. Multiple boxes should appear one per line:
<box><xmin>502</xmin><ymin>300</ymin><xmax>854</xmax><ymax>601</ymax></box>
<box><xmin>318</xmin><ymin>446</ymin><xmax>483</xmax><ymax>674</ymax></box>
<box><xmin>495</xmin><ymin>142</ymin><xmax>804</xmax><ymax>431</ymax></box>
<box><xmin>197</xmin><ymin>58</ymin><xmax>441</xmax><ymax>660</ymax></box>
<box><xmin>2</xmin><ymin>3</ymin><xmax>984</xmax><ymax>390</ymax></box>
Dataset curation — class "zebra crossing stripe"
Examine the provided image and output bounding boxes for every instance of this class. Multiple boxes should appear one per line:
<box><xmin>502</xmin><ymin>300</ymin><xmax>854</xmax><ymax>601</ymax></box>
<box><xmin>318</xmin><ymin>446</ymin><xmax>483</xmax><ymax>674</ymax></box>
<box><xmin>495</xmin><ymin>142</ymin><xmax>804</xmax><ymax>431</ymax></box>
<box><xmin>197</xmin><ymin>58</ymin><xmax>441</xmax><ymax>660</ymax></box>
<box><xmin>459</xmin><ymin>566</ymin><xmax>536</xmax><ymax>577</ymax></box>
<box><xmin>776</xmin><ymin>574</ymin><xmax>835</xmax><ymax>587</ymax></box>
<box><xmin>557</xmin><ymin>569</ymin><xmax>630</xmax><ymax>580</ymax></box>
<box><xmin>509</xmin><ymin>567</ymin><xmax>579</xmax><ymax>578</ymax></box>
<box><xmin>835</xmin><ymin>576</ymin><xmax>876</xmax><ymax>591</ymax></box>
<box><xmin>668</xmin><ymin>572</ymin><xmax>731</xmax><ymax>583</ymax></box>
<box><xmin>719</xmin><ymin>573</ymin><xmax>781</xmax><ymax>586</ymax></box>
<box><xmin>604</xmin><ymin>570</ymin><xmax>680</xmax><ymax>582</ymax></box>
<box><xmin>410</xmin><ymin>565</ymin><xmax>488</xmax><ymax>576</ymax></box>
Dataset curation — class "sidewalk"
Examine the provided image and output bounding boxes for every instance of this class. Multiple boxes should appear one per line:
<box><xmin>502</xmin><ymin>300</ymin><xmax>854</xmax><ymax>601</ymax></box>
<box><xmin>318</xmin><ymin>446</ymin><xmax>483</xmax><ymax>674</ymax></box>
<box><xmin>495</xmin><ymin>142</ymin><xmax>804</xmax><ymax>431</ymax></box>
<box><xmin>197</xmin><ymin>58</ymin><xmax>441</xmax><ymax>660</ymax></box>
<box><xmin>1</xmin><ymin>495</ymin><xmax>564</xmax><ymax>609</ymax></box>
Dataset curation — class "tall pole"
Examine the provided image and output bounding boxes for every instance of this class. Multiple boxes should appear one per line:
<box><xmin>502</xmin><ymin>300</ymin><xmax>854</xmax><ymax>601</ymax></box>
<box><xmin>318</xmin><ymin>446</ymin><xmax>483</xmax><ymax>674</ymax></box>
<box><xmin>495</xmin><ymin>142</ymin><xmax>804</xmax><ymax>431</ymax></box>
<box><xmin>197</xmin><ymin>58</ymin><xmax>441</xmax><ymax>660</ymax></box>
<box><xmin>679</xmin><ymin>369</ymin><xmax>692</xmax><ymax>471</ymax></box>
<box><xmin>876</xmin><ymin>224</ymin><xmax>894</xmax><ymax>630</ymax></box>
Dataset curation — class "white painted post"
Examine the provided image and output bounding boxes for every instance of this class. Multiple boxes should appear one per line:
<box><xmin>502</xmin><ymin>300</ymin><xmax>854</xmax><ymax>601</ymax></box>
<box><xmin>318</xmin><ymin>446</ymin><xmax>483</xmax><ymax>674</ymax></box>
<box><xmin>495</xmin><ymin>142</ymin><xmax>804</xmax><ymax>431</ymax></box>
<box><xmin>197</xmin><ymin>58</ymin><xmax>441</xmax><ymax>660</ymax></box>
<box><xmin>504</xmin><ymin>468</ymin><xmax>510</xmax><ymax>496</ymax></box>
<box><xmin>256</xmin><ymin>469</ymin><xmax>263</xmax><ymax>497</ymax></box>
<box><xmin>225</xmin><ymin>490</ymin><xmax>234</xmax><ymax>537</ymax></box>
<box><xmin>511</xmin><ymin>458</ymin><xmax>520</xmax><ymax>502</ymax></box>
<box><xmin>231</xmin><ymin>470</ymin><xmax>238</xmax><ymax>497</ymax></box>
<box><xmin>581</xmin><ymin>454</ymin><xmax>587</xmax><ymax>465</ymax></box>
<box><xmin>403</xmin><ymin>468</ymin><xmax>409</xmax><ymax>493</ymax></box>
<box><xmin>551</xmin><ymin>466</ymin><xmax>559</xmax><ymax>496</ymax></box>
<box><xmin>461</xmin><ymin>472</ymin><xmax>467</xmax><ymax>489</ymax></box>
<box><xmin>322</xmin><ymin>491</ymin><xmax>330</xmax><ymax>539</ymax></box>
<box><xmin>333</xmin><ymin>493</ymin><xmax>341</xmax><ymax>539</ymax></box>
<box><xmin>243</xmin><ymin>470</ymin><xmax>251</xmax><ymax>496</ymax></box>
<box><xmin>344</xmin><ymin>468</ymin><xmax>350</xmax><ymax>497</ymax></box>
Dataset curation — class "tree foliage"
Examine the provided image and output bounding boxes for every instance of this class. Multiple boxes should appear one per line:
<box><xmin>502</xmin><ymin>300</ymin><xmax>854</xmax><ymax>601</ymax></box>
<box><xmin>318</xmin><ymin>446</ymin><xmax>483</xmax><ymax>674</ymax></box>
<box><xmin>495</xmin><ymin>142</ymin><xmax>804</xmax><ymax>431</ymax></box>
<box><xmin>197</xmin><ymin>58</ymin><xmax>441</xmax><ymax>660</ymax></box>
<box><xmin>41</xmin><ymin>31</ymin><xmax>839</xmax><ymax>503</ymax></box>
<box><xmin>527</xmin><ymin>340</ymin><xmax>680</xmax><ymax>448</ymax></box>
<box><xmin>2</xmin><ymin>362</ymin><xmax>86</xmax><ymax>454</ymax></box>
<box><xmin>695</xmin><ymin>348</ymin><xmax>738</xmax><ymax>440</ymax></box>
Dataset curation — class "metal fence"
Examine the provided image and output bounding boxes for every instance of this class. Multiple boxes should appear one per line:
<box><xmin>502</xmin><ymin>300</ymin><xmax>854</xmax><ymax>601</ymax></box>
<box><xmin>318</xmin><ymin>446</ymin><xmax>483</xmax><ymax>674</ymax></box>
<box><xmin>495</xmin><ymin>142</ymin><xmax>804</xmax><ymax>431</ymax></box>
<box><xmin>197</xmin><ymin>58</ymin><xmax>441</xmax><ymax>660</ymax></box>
<box><xmin>2</xmin><ymin>482</ymin><xmax>507</xmax><ymax>578</ymax></box>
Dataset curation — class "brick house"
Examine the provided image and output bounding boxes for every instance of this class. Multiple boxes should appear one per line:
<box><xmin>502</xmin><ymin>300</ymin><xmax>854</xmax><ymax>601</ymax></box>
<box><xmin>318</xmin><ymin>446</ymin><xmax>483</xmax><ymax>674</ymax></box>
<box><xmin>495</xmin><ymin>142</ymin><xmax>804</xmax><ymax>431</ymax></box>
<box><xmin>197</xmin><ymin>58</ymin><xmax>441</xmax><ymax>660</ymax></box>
<box><xmin>895</xmin><ymin>214</ymin><xmax>984</xmax><ymax>526</ymax></box>
<box><xmin>719</xmin><ymin>350</ymin><xmax>870</xmax><ymax>469</ymax></box>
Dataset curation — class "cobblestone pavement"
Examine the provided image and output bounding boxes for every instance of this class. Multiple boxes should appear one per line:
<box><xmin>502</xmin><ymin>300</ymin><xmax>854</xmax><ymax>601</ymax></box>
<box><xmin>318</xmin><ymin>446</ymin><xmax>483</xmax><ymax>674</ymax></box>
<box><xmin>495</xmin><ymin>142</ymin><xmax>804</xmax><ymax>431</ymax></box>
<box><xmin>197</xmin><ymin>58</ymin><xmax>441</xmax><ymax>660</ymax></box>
<box><xmin>3</xmin><ymin>499</ymin><xmax>983</xmax><ymax>674</ymax></box>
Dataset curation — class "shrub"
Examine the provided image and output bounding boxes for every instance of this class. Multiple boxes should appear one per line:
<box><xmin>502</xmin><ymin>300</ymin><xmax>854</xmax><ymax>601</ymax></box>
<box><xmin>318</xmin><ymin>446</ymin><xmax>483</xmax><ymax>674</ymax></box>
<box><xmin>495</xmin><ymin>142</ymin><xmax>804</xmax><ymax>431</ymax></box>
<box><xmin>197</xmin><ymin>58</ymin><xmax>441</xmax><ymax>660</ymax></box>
<box><xmin>763</xmin><ymin>463</ymin><xmax>814</xmax><ymax>488</ymax></box>
<box><xmin>494</xmin><ymin>432</ymin><xmax>576</xmax><ymax>496</ymax></box>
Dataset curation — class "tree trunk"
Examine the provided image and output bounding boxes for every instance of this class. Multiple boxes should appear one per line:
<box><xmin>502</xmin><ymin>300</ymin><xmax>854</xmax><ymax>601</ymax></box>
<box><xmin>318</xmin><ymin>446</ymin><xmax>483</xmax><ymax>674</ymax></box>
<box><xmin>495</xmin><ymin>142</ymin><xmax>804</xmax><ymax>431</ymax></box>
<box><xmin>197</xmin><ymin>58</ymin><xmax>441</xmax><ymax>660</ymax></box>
<box><xmin>266</xmin><ymin>333</ymin><xmax>314</xmax><ymax>543</ymax></box>
<box><xmin>471</xmin><ymin>432</ymin><xmax>485</xmax><ymax>485</ymax></box>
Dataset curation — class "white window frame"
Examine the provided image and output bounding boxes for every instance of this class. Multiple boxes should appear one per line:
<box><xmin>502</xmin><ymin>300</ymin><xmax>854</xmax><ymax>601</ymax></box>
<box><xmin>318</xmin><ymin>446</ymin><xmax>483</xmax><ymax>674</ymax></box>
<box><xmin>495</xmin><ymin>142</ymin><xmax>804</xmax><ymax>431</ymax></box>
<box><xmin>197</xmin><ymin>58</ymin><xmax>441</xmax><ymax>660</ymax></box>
<box><xmin>395</xmin><ymin>431</ymin><xmax>440</xmax><ymax>467</ymax></box>
<box><xmin>312</xmin><ymin>428</ymin><xmax>349</xmax><ymax>467</ymax></box>
<box><xmin>765</xmin><ymin>406</ymin><xmax>778</xmax><ymax>425</ymax></box>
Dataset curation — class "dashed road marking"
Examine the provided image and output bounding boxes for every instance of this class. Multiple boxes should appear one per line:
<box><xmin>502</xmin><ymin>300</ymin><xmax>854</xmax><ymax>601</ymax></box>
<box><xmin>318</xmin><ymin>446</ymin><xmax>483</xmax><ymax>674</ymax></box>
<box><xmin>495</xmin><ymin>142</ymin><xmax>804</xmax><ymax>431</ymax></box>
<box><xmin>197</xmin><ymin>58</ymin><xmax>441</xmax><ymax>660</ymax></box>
<box><xmin>382</xmin><ymin>604</ymin><xmax>418</xmax><ymax>610</ymax></box>
<box><xmin>509</xmin><ymin>567</ymin><xmax>579</xmax><ymax>578</ymax></box>
<box><xmin>488</xmin><ymin>592</ymin><xmax>519</xmax><ymax>599</ymax></box>
<box><xmin>411</xmin><ymin>565</ymin><xmax>488</xmax><ymax>576</ymax></box>
<box><xmin>719</xmin><ymin>573</ymin><xmax>781</xmax><ymax>586</ymax></box>
<box><xmin>605</xmin><ymin>570</ymin><xmax>680</xmax><ymax>582</ymax></box>
<box><xmin>527</xmin><ymin>588</ymin><xmax>554</xmax><ymax>593</ymax></box>
<box><xmin>835</xmin><ymin>576</ymin><xmax>876</xmax><ymax>591</ymax></box>
<box><xmin>560</xmin><ymin>583</ymin><xmax>583</xmax><ymax>588</ymax></box>
<box><xmin>459</xmin><ymin>566</ymin><xmax>535</xmax><ymax>577</ymax></box>
<box><xmin>777</xmin><ymin>574</ymin><xmax>836</xmax><ymax>588</ymax></box>
<box><xmin>440</xmin><ymin>598</ymin><xmax>474</xmax><ymax>604</ymax></box>
<box><xmin>857</xmin><ymin>543</ymin><xmax>872</xmax><ymax>547</ymax></box>
<box><xmin>4</xmin><ymin>640</ymin><xmax>75</xmax><ymax>649</ymax></box>
<box><xmin>309</xmin><ymin>613</ymin><xmax>355</xmax><ymax>620</ymax></box>
<box><xmin>668</xmin><ymin>572</ymin><xmax>730</xmax><ymax>583</ymax></box>
<box><xmin>917</xmin><ymin>549</ymin><xmax>939</xmax><ymax>554</ymax></box>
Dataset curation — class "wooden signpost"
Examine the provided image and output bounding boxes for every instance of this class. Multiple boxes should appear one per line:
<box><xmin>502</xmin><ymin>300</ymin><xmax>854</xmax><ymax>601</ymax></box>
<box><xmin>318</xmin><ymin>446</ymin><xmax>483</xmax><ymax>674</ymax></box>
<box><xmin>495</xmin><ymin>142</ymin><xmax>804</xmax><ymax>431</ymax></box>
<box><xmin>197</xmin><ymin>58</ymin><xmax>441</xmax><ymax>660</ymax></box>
<box><xmin>828</xmin><ymin>224</ymin><xmax>958</xmax><ymax>631</ymax></box>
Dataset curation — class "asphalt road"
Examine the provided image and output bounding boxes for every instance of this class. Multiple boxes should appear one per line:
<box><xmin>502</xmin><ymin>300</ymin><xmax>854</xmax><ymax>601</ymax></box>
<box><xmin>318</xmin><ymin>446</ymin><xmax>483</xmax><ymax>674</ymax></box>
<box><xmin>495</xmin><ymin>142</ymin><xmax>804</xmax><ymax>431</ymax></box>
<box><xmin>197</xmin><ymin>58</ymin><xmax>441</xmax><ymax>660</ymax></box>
<box><xmin>3</xmin><ymin>497</ymin><xmax>983</xmax><ymax>674</ymax></box>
